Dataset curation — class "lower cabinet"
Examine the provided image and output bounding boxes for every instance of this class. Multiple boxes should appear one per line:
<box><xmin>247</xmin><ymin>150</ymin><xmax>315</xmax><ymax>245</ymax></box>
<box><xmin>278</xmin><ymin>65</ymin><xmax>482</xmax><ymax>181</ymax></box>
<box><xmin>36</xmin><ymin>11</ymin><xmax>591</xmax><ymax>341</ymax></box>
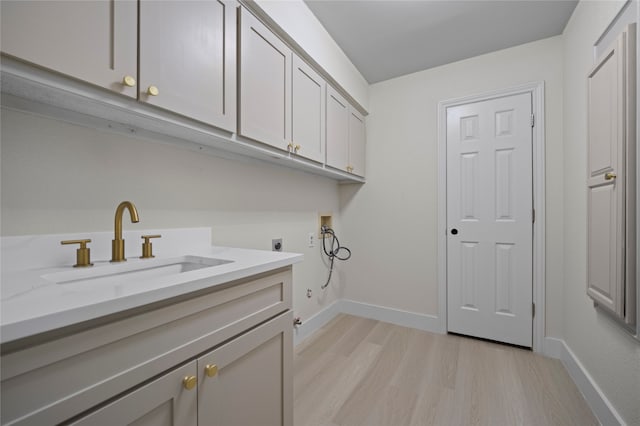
<box><xmin>69</xmin><ymin>362</ymin><xmax>198</xmax><ymax>426</ymax></box>
<box><xmin>70</xmin><ymin>314</ymin><xmax>291</xmax><ymax>426</ymax></box>
<box><xmin>197</xmin><ymin>313</ymin><xmax>292</xmax><ymax>426</ymax></box>
<box><xmin>1</xmin><ymin>268</ymin><xmax>293</xmax><ymax>426</ymax></box>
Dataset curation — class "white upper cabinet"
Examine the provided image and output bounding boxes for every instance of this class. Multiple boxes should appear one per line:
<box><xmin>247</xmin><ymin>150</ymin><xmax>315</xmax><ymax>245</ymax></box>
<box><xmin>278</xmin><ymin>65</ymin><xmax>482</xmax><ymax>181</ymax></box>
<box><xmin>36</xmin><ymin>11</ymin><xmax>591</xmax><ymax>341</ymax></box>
<box><xmin>326</xmin><ymin>86</ymin><xmax>366</xmax><ymax>176</ymax></box>
<box><xmin>326</xmin><ymin>86</ymin><xmax>350</xmax><ymax>171</ymax></box>
<box><xmin>349</xmin><ymin>109</ymin><xmax>366</xmax><ymax>177</ymax></box>
<box><xmin>1</xmin><ymin>0</ymin><xmax>138</xmax><ymax>98</ymax></box>
<box><xmin>238</xmin><ymin>7</ymin><xmax>292</xmax><ymax>150</ymax></box>
<box><xmin>292</xmin><ymin>54</ymin><xmax>326</xmax><ymax>163</ymax></box>
<box><xmin>139</xmin><ymin>0</ymin><xmax>236</xmax><ymax>131</ymax></box>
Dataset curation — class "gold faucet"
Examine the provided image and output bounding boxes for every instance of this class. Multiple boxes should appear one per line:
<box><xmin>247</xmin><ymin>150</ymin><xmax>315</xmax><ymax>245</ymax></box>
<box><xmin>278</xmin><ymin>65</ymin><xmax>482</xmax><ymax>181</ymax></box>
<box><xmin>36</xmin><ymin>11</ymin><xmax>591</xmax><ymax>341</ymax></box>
<box><xmin>111</xmin><ymin>201</ymin><xmax>140</xmax><ymax>262</ymax></box>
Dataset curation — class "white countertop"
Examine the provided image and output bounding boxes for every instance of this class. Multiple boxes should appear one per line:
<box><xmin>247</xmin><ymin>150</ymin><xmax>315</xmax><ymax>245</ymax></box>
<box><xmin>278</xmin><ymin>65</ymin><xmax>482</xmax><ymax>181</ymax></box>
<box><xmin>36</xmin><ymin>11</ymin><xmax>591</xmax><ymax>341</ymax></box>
<box><xmin>1</xmin><ymin>229</ymin><xmax>303</xmax><ymax>344</ymax></box>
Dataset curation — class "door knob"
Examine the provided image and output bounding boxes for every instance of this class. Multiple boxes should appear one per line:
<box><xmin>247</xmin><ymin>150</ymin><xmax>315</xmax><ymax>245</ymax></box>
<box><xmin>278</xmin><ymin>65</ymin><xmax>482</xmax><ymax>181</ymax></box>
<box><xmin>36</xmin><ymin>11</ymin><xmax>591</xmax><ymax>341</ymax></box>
<box><xmin>450</xmin><ymin>228</ymin><xmax>458</xmax><ymax>235</ymax></box>
<box><xmin>604</xmin><ymin>172</ymin><xmax>617</xmax><ymax>180</ymax></box>
<box><xmin>147</xmin><ymin>85</ymin><xmax>159</xmax><ymax>96</ymax></box>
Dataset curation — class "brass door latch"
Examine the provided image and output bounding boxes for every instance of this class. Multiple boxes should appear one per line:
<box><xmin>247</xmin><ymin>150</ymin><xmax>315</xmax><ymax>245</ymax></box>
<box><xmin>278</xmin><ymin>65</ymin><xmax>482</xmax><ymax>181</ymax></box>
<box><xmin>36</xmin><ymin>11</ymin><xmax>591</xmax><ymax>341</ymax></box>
<box><xmin>61</xmin><ymin>239</ymin><xmax>93</xmax><ymax>267</ymax></box>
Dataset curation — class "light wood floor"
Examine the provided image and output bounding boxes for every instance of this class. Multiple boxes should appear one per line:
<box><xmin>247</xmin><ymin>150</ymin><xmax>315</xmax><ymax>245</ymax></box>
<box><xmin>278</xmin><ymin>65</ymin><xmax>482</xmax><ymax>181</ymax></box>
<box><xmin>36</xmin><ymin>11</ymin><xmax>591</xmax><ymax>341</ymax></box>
<box><xmin>293</xmin><ymin>314</ymin><xmax>597</xmax><ymax>426</ymax></box>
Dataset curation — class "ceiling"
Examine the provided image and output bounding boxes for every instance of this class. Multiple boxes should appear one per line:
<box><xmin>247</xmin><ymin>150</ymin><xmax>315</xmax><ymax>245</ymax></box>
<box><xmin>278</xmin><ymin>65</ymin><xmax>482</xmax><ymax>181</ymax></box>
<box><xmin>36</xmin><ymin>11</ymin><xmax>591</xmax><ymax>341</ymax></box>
<box><xmin>304</xmin><ymin>0</ymin><xmax>578</xmax><ymax>83</ymax></box>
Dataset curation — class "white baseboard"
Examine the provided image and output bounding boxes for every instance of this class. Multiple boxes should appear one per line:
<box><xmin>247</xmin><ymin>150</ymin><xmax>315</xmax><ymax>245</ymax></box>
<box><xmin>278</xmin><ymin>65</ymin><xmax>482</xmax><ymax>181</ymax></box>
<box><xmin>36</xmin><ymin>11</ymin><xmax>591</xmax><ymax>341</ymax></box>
<box><xmin>293</xmin><ymin>300</ymin><xmax>342</xmax><ymax>346</ymax></box>
<box><xmin>544</xmin><ymin>337</ymin><xmax>625</xmax><ymax>426</ymax></box>
<box><xmin>338</xmin><ymin>299</ymin><xmax>444</xmax><ymax>333</ymax></box>
<box><xmin>293</xmin><ymin>299</ymin><xmax>443</xmax><ymax>346</ymax></box>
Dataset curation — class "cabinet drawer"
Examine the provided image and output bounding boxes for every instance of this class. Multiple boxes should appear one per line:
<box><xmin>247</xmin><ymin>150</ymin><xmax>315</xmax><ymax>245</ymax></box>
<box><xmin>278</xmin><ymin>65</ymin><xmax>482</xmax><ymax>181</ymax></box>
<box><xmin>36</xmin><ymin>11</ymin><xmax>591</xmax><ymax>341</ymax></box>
<box><xmin>1</xmin><ymin>268</ymin><xmax>291</xmax><ymax>425</ymax></box>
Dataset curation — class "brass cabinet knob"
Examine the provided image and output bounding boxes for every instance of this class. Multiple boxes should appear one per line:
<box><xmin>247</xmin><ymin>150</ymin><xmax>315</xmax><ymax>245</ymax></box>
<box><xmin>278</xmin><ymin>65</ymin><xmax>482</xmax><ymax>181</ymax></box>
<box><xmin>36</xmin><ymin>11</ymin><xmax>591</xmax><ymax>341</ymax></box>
<box><xmin>61</xmin><ymin>239</ymin><xmax>93</xmax><ymax>267</ymax></box>
<box><xmin>346</xmin><ymin>166</ymin><xmax>353</xmax><ymax>173</ymax></box>
<box><xmin>204</xmin><ymin>364</ymin><xmax>218</xmax><ymax>377</ymax></box>
<box><xmin>122</xmin><ymin>75</ymin><xmax>136</xmax><ymax>87</ymax></box>
<box><xmin>183</xmin><ymin>375</ymin><xmax>197</xmax><ymax>390</ymax></box>
<box><xmin>147</xmin><ymin>85</ymin><xmax>159</xmax><ymax>96</ymax></box>
<box><xmin>294</xmin><ymin>144</ymin><xmax>301</xmax><ymax>152</ymax></box>
<box><xmin>140</xmin><ymin>234</ymin><xmax>161</xmax><ymax>259</ymax></box>
<box><xmin>287</xmin><ymin>143</ymin><xmax>294</xmax><ymax>151</ymax></box>
<box><xmin>604</xmin><ymin>172</ymin><xmax>617</xmax><ymax>180</ymax></box>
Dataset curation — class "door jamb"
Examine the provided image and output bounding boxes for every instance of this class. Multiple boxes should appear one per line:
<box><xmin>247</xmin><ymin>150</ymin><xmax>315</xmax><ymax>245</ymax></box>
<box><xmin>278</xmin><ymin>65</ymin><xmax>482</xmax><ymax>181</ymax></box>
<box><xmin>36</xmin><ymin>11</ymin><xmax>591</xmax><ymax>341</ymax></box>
<box><xmin>436</xmin><ymin>82</ymin><xmax>546</xmax><ymax>352</ymax></box>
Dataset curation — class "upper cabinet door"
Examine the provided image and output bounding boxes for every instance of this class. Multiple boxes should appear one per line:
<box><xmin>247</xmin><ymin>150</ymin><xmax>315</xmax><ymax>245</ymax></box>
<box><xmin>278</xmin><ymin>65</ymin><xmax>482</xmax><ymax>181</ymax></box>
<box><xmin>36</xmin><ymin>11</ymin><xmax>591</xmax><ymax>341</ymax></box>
<box><xmin>326</xmin><ymin>86</ymin><xmax>350</xmax><ymax>171</ymax></box>
<box><xmin>292</xmin><ymin>54</ymin><xmax>326</xmax><ymax>163</ymax></box>
<box><xmin>292</xmin><ymin>55</ymin><xmax>327</xmax><ymax>163</ymax></box>
<box><xmin>0</xmin><ymin>0</ymin><xmax>137</xmax><ymax>98</ymax></box>
<box><xmin>348</xmin><ymin>109</ymin><xmax>366</xmax><ymax>177</ymax></box>
<box><xmin>139</xmin><ymin>0</ymin><xmax>237</xmax><ymax>131</ymax></box>
<box><xmin>238</xmin><ymin>7</ymin><xmax>292</xmax><ymax>150</ymax></box>
<box><xmin>586</xmin><ymin>29</ymin><xmax>627</xmax><ymax>316</ymax></box>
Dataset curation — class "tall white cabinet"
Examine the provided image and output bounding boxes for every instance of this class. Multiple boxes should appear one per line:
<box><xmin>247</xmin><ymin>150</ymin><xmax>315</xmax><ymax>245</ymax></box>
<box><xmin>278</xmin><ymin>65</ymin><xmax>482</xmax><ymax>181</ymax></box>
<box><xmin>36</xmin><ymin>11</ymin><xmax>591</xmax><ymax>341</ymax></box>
<box><xmin>587</xmin><ymin>23</ymin><xmax>637</xmax><ymax>327</ymax></box>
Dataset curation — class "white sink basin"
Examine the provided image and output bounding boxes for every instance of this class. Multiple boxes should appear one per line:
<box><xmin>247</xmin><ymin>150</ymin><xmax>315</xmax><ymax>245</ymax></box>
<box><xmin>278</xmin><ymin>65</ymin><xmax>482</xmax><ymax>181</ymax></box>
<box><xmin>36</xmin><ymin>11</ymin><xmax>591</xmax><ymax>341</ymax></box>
<box><xmin>42</xmin><ymin>255</ymin><xmax>233</xmax><ymax>286</ymax></box>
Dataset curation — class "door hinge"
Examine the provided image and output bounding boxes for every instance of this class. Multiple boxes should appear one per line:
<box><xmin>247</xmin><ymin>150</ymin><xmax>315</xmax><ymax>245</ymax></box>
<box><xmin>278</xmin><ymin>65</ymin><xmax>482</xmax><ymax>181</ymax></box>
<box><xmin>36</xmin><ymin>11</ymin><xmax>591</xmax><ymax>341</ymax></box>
<box><xmin>531</xmin><ymin>114</ymin><xmax>535</xmax><ymax>127</ymax></box>
<box><xmin>532</xmin><ymin>208</ymin><xmax>536</xmax><ymax>223</ymax></box>
<box><xmin>532</xmin><ymin>302</ymin><xmax>536</xmax><ymax>317</ymax></box>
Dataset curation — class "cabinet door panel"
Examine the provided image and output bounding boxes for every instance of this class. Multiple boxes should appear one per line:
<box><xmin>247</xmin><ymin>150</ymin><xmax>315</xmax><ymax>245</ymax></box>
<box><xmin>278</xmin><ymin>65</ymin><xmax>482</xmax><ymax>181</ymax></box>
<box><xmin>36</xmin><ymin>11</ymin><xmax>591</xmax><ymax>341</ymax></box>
<box><xmin>349</xmin><ymin>109</ymin><xmax>366</xmax><ymax>177</ymax></box>
<box><xmin>139</xmin><ymin>0</ymin><xmax>236</xmax><ymax>131</ymax></box>
<box><xmin>292</xmin><ymin>55</ymin><xmax>325</xmax><ymax>163</ymax></box>
<box><xmin>70</xmin><ymin>362</ymin><xmax>198</xmax><ymax>426</ymax></box>
<box><xmin>326</xmin><ymin>86</ymin><xmax>350</xmax><ymax>171</ymax></box>
<box><xmin>239</xmin><ymin>7</ymin><xmax>292</xmax><ymax>150</ymax></box>
<box><xmin>1</xmin><ymin>0</ymin><xmax>137</xmax><ymax>98</ymax></box>
<box><xmin>586</xmin><ymin>31</ymin><xmax>625</xmax><ymax>316</ymax></box>
<box><xmin>198</xmin><ymin>313</ymin><xmax>292</xmax><ymax>426</ymax></box>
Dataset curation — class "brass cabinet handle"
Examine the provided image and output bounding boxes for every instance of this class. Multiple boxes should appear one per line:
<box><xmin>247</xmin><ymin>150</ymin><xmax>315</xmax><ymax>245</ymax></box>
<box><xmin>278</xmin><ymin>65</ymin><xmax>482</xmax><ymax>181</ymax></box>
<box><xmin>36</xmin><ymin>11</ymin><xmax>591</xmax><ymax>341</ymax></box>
<box><xmin>294</xmin><ymin>144</ymin><xmax>301</xmax><ymax>152</ymax></box>
<box><xmin>147</xmin><ymin>85</ymin><xmax>159</xmax><ymax>96</ymax></box>
<box><xmin>287</xmin><ymin>143</ymin><xmax>294</xmax><ymax>151</ymax></box>
<box><xmin>204</xmin><ymin>364</ymin><xmax>218</xmax><ymax>377</ymax></box>
<box><xmin>604</xmin><ymin>172</ymin><xmax>617</xmax><ymax>180</ymax></box>
<box><xmin>122</xmin><ymin>75</ymin><xmax>136</xmax><ymax>87</ymax></box>
<box><xmin>183</xmin><ymin>375</ymin><xmax>197</xmax><ymax>390</ymax></box>
<box><xmin>346</xmin><ymin>166</ymin><xmax>353</xmax><ymax>173</ymax></box>
<box><xmin>61</xmin><ymin>239</ymin><xmax>93</xmax><ymax>267</ymax></box>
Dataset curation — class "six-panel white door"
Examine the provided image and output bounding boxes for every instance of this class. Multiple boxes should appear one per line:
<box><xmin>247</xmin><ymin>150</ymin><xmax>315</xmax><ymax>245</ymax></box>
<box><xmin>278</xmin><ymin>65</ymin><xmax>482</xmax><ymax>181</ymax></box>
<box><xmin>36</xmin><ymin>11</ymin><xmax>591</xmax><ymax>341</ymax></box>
<box><xmin>446</xmin><ymin>93</ymin><xmax>533</xmax><ymax>347</ymax></box>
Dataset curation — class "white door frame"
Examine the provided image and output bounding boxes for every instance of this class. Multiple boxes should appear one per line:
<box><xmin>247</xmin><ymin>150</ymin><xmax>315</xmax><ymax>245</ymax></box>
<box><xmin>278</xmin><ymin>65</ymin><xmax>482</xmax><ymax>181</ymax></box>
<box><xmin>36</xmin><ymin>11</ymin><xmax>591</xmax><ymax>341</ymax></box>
<box><xmin>437</xmin><ymin>81</ymin><xmax>546</xmax><ymax>352</ymax></box>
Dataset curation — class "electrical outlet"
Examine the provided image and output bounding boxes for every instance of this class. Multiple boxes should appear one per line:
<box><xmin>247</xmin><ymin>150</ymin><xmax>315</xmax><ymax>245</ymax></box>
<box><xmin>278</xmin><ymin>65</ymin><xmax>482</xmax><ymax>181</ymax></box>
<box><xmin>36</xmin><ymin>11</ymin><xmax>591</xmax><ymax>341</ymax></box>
<box><xmin>308</xmin><ymin>232</ymin><xmax>315</xmax><ymax>248</ymax></box>
<box><xmin>272</xmin><ymin>238</ymin><xmax>283</xmax><ymax>252</ymax></box>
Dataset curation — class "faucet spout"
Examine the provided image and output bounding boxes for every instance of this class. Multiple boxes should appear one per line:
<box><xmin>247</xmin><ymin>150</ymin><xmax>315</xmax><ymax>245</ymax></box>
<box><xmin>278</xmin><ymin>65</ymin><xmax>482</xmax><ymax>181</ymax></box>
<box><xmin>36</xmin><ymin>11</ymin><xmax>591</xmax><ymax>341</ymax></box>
<box><xmin>111</xmin><ymin>201</ymin><xmax>140</xmax><ymax>262</ymax></box>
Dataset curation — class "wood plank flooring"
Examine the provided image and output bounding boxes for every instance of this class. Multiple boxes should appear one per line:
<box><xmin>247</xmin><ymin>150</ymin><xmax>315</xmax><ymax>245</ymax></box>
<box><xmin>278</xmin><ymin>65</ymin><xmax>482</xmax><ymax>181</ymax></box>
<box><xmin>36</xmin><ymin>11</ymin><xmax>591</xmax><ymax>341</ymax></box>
<box><xmin>293</xmin><ymin>314</ymin><xmax>597</xmax><ymax>426</ymax></box>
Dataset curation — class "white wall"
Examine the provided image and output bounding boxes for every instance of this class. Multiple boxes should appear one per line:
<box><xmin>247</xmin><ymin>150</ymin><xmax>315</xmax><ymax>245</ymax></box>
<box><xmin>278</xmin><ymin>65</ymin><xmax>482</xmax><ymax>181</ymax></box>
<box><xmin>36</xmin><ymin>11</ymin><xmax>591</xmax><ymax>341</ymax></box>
<box><xmin>253</xmin><ymin>0</ymin><xmax>369</xmax><ymax>111</ymax></box>
<box><xmin>0</xmin><ymin>107</ymin><xmax>344</xmax><ymax>324</ymax></box>
<box><xmin>562</xmin><ymin>1</ymin><xmax>640</xmax><ymax>424</ymax></box>
<box><xmin>340</xmin><ymin>36</ymin><xmax>565</xmax><ymax>337</ymax></box>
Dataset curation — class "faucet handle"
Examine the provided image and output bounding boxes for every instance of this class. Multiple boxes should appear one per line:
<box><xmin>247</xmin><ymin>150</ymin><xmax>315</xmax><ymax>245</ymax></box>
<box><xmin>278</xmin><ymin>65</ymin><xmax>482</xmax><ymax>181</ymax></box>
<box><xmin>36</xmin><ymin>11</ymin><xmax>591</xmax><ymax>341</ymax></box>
<box><xmin>140</xmin><ymin>235</ymin><xmax>161</xmax><ymax>259</ymax></box>
<box><xmin>61</xmin><ymin>239</ymin><xmax>94</xmax><ymax>267</ymax></box>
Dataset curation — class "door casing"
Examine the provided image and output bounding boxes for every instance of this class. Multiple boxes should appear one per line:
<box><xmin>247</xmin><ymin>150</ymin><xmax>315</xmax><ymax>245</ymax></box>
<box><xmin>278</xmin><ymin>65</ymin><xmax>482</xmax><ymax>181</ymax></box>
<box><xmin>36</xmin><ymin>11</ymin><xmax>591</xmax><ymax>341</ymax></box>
<box><xmin>437</xmin><ymin>82</ymin><xmax>546</xmax><ymax>352</ymax></box>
